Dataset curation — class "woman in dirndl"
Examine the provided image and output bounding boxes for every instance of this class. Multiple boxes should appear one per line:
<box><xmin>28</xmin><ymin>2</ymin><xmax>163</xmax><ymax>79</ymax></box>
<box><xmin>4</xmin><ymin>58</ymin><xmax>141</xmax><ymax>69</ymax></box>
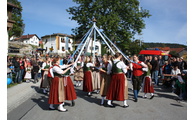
<box><xmin>48</xmin><ymin>57</ymin><xmax>71</xmax><ymax>112</ymax></box>
<box><xmin>74</xmin><ymin>57</ymin><xmax>84</xmax><ymax>87</ymax></box>
<box><xmin>62</xmin><ymin>60</ymin><xmax>77</xmax><ymax>106</ymax></box>
<box><xmin>142</xmin><ymin>62</ymin><xmax>154</xmax><ymax>99</ymax></box>
<box><xmin>83</xmin><ymin>56</ymin><xmax>94</xmax><ymax>96</ymax></box>
<box><xmin>40</xmin><ymin>57</ymin><xmax>51</xmax><ymax>94</ymax></box>
<box><xmin>99</xmin><ymin>54</ymin><xmax>111</xmax><ymax>105</ymax></box>
<box><xmin>106</xmin><ymin>53</ymin><xmax>129</xmax><ymax>108</ymax></box>
<box><xmin>92</xmin><ymin>56</ymin><xmax>101</xmax><ymax>94</ymax></box>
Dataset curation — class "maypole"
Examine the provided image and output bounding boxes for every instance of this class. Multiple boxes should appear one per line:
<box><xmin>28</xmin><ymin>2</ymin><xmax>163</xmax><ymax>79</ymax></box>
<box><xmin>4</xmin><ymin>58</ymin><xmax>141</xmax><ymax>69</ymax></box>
<box><xmin>69</xmin><ymin>18</ymin><xmax>139</xmax><ymax>70</ymax></box>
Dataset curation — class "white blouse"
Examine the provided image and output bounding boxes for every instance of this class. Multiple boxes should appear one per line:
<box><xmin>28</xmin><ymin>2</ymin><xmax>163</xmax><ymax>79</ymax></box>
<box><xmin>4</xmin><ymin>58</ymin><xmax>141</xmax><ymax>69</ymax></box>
<box><xmin>107</xmin><ymin>59</ymin><xmax>127</xmax><ymax>74</ymax></box>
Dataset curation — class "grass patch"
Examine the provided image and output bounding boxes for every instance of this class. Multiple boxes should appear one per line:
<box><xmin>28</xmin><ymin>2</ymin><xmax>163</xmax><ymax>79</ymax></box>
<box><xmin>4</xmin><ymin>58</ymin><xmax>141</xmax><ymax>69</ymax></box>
<box><xmin>7</xmin><ymin>83</ymin><xmax>18</xmax><ymax>88</ymax></box>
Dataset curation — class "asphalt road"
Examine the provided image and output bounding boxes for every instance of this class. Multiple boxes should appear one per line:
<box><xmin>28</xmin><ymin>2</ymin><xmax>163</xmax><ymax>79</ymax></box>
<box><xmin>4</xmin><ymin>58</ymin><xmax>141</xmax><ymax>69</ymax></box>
<box><xmin>7</xmin><ymin>78</ymin><xmax>187</xmax><ymax>120</ymax></box>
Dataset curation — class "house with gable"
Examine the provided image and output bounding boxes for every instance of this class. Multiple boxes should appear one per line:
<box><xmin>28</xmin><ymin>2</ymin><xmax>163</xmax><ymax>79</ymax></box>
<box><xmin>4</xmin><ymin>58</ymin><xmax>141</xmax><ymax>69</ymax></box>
<box><xmin>12</xmin><ymin>34</ymin><xmax>40</xmax><ymax>46</ymax></box>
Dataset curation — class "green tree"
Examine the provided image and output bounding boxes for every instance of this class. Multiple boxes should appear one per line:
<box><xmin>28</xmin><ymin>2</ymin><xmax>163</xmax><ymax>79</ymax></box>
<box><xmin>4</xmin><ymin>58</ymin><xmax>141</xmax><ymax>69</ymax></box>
<box><xmin>67</xmin><ymin>0</ymin><xmax>151</xmax><ymax>53</ymax></box>
<box><xmin>8</xmin><ymin>0</ymin><xmax>24</xmax><ymax>38</ymax></box>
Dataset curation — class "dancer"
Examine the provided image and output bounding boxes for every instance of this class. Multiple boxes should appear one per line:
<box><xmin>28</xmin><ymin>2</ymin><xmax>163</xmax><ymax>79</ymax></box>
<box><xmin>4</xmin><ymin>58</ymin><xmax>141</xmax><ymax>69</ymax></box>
<box><xmin>99</xmin><ymin>54</ymin><xmax>111</xmax><ymax>105</ymax></box>
<box><xmin>62</xmin><ymin>60</ymin><xmax>77</xmax><ymax>107</ymax></box>
<box><xmin>48</xmin><ymin>57</ymin><xmax>71</xmax><ymax>112</ymax></box>
<box><xmin>142</xmin><ymin>62</ymin><xmax>154</xmax><ymax>99</ymax></box>
<box><xmin>92</xmin><ymin>56</ymin><xmax>101</xmax><ymax>94</ymax></box>
<box><xmin>130</xmin><ymin>54</ymin><xmax>147</xmax><ymax>102</ymax></box>
<box><xmin>40</xmin><ymin>57</ymin><xmax>51</xmax><ymax>94</ymax></box>
<box><xmin>83</xmin><ymin>56</ymin><xmax>94</xmax><ymax>96</ymax></box>
<box><xmin>106</xmin><ymin>53</ymin><xmax>129</xmax><ymax>108</ymax></box>
<box><xmin>74</xmin><ymin>57</ymin><xmax>84</xmax><ymax>87</ymax></box>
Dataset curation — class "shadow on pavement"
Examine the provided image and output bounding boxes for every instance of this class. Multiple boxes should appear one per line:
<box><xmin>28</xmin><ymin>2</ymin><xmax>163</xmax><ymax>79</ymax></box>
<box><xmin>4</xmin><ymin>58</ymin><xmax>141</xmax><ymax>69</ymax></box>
<box><xmin>31</xmin><ymin>95</ymin><xmax>50</xmax><ymax>111</ymax></box>
<box><xmin>75</xmin><ymin>87</ymin><xmax>121</xmax><ymax>107</ymax></box>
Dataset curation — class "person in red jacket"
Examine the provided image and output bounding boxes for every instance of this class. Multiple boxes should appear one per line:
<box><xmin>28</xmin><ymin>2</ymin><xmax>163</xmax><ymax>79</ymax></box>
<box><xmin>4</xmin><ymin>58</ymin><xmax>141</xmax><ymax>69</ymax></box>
<box><xmin>130</xmin><ymin>54</ymin><xmax>147</xmax><ymax>102</ymax></box>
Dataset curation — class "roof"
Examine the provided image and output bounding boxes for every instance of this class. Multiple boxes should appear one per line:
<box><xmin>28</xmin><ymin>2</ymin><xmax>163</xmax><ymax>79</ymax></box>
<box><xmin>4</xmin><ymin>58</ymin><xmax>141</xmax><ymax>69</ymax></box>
<box><xmin>7</xmin><ymin>2</ymin><xmax>20</xmax><ymax>9</ymax></box>
<box><xmin>41</xmin><ymin>33</ymin><xmax>73</xmax><ymax>38</ymax></box>
<box><xmin>154</xmin><ymin>47</ymin><xmax>170</xmax><ymax>51</ymax></box>
<box><xmin>150</xmin><ymin>47</ymin><xmax>186</xmax><ymax>53</ymax></box>
<box><xmin>14</xmin><ymin>34</ymin><xmax>40</xmax><ymax>41</ymax></box>
<box><xmin>170</xmin><ymin>48</ymin><xmax>185</xmax><ymax>53</ymax></box>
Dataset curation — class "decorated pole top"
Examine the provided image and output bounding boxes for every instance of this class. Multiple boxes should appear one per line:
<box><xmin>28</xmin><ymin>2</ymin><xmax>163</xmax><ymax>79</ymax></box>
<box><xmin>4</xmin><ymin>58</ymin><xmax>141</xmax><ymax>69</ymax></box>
<box><xmin>92</xmin><ymin>17</ymin><xmax>97</xmax><ymax>24</ymax></box>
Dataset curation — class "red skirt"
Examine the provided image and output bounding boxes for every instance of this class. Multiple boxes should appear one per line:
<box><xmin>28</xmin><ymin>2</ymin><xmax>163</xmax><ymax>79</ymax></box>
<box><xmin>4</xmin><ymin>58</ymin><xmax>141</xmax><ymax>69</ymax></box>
<box><xmin>106</xmin><ymin>73</ymin><xmax>125</xmax><ymax>101</ymax></box>
<box><xmin>83</xmin><ymin>71</ymin><xmax>93</xmax><ymax>92</ymax></box>
<box><xmin>65</xmin><ymin>76</ymin><xmax>77</xmax><ymax>100</ymax></box>
<box><xmin>48</xmin><ymin>77</ymin><xmax>63</xmax><ymax>104</ymax></box>
<box><xmin>143</xmin><ymin>76</ymin><xmax>154</xmax><ymax>93</ymax></box>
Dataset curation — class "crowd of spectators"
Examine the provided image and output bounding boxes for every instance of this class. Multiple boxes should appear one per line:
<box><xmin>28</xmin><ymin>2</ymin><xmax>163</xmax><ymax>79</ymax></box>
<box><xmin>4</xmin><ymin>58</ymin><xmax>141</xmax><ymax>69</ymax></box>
<box><xmin>142</xmin><ymin>55</ymin><xmax>187</xmax><ymax>100</ymax></box>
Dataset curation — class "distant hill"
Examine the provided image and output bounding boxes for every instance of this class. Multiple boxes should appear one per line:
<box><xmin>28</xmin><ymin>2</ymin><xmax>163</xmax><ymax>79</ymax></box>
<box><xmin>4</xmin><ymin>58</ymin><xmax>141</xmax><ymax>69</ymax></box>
<box><xmin>144</xmin><ymin>42</ymin><xmax>187</xmax><ymax>48</ymax></box>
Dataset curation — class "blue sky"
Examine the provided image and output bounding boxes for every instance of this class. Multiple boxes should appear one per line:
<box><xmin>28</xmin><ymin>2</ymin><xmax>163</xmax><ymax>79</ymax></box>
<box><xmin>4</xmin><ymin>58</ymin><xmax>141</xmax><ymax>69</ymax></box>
<box><xmin>20</xmin><ymin>0</ymin><xmax>187</xmax><ymax>45</ymax></box>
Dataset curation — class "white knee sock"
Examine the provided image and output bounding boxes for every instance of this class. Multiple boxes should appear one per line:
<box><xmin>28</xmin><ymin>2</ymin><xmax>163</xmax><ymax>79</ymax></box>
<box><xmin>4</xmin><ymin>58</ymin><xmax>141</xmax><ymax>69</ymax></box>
<box><xmin>123</xmin><ymin>100</ymin><xmax>128</xmax><ymax>106</ymax></box>
<box><xmin>150</xmin><ymin>93</ymin><xmax>154</xmax><ymax>96</ymax></box>
<box><xmin>107</xmin><ymin>100</ymin><xmax>112</xmax><ymax>105</ymax></box>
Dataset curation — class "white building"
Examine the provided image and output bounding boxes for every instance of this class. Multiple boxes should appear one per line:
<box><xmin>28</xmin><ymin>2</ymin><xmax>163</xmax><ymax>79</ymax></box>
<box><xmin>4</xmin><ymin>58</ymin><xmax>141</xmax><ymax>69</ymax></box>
<box><xmin>41</xmin><ymin>33</ymin><xmax>73</xmax><ymax>54</ymax></box>
<box><xmin>12</xmin><ymin>34</ymin><xmax>40</xmax><ymax>46</ymax></box>
<box><xmin>74</xmin><ymin>37</ymin><xmax>101</xmax><ymax>56</ymax></box>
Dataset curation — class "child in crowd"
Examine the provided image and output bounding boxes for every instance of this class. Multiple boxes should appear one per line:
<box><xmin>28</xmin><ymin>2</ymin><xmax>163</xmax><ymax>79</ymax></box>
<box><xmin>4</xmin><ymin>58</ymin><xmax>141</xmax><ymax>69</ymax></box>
<box><xmin>24</xmin><ymin>64</ymin><xmax>32</xmax><ymax>83</ymax></box>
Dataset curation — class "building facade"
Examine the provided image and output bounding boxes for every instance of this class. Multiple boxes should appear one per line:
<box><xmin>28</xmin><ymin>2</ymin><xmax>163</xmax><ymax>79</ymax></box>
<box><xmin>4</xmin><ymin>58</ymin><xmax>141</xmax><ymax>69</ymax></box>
<box><xmin>74</xmin><ymin>37</ymin><xmax>102</xmax><ymax>56</ymax></box>
<box><xmin>41</xmin><ymin>33</ymin><xmax>73</xmax><ymax>54</ymax></box>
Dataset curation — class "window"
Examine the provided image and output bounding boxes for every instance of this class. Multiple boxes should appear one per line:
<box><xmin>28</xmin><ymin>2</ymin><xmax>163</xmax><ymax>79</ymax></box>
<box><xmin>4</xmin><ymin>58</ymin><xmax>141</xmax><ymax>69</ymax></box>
<box><xmin>62</xmin><ymin>47</ymin><xmax>65</xmax><ymax>51</ymax></box>
<box><xmin>61</xmin><ymin>38</ymin><xmax>65</xmax><ymax>43</ymax></box>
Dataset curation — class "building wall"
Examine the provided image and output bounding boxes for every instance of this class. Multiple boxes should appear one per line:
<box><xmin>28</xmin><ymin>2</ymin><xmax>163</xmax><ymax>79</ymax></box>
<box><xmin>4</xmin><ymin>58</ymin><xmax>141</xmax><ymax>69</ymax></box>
<box><xmin>86</xmin><ymin>39</ymin><xmax>101</xmax><ymax>55</ymax></box>
<box><xmin>42</xmin><ymin>35</ymin><xmax>73</xmax><ymax>54</ymax></box>
<box><xmin>23</xmin><ymin>36</ymin><xmax>39</xmax><ymax>46</ymax></box>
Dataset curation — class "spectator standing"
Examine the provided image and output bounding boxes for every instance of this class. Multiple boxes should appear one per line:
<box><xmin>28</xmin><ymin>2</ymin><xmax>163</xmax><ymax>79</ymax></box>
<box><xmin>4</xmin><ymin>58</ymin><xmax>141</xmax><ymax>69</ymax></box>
<box><xmin>32</xmin><ymin>61</ymin><xmax>40</xmax><ymax>83</ymax></box>
<box><xmin>37</xmin><ymin>58</ymin><xmax>44</xmax><ymax>79</ymax></box>
<box><xmin>14</xmin><ymin>57</ymin><xmax>20</xmax><ymax>83</ymax></box>
<box><xmin>18</xmin><ymin>57</ymin><xmax>25</xmax><ymax>83</ymax></box>
<box><xmin>180</xmin><ymin>57</ymin><xmax>187</xmax><ymax>72</ymax></box>
<box><xmin>171</xmin><ymin>57</ymin><xmax>179</xmax><ymax>68</ymax></box>
<box><xmin>151</xmin><ymin>56</ymin><xmax>159</xmax><ymax>86</ymax></box>
<box><xmin>158</xmin><ymin>55</ymin><xmax>165</xmax><ymax>80</ymax></box>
